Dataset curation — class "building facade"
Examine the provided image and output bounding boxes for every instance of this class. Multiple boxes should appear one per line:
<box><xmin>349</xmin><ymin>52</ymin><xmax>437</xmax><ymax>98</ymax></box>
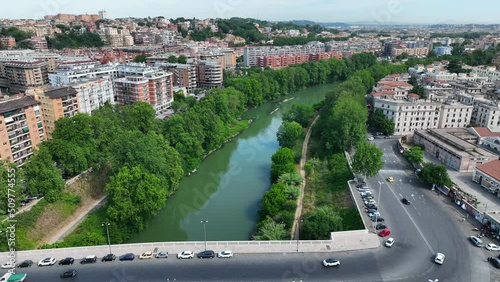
<box><xmin>196</xmin><ymin>61</ymin><xmax>222</xmax><ymax>88</ymax></box>
<box><xmin>70</xmin><ymin>77</ymin><xmax>115</xmax><ymax>115</ymax></box>
<box><xmin>0</xmin><ymin>95</ymin><xmax>44</xmax><ymax>166</ymax></box>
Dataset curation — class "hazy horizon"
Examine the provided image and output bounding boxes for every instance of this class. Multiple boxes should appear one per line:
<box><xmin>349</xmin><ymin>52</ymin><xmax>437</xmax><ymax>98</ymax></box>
<box><xmin>0</xmin><ymin>0</ymin><xmax>498</xmax><ymax>25</ymax></box>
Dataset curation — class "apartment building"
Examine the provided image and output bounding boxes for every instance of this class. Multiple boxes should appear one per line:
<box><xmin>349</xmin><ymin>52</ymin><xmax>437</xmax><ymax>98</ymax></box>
<box><xmin>196</xmin><ymin>61</ymin><xmax>222</xmax><ymax>89</ymax></box>
<box><xmin>0</xmin><ymin>95</ymin><xmax>44</xmax><ymax>166</ymax></box>
<box><xmin>70</xmin><ymin>77</ymin><xmax>115</xmax><ymax>115</ymax></box>
<box><xmin>156</xmin><ymin>63</ymin><xmax>197</xmax><ymax>92</ymax></box>
<box><xmin>0</xmin><ymin>37</ymin><xmax>16</xmax><ymax>49</ymax></box>
<box><xmin>199</xmin><ymin>49</ymin><xmax>236</xmax><ymax>69</ymax></box>
<box><xmin>434</xmin><ymin>46</ymin><xmax>453</xmax><ymax>56</ymax></box>
<box><xmin>383</xmin><ymin>40</ymin><xmax>430</xmax><ymax>57</ymax></box>
<box><xmin>456</xmin><ymin>92</ymin><xmax>500</xmax><ymax>131</ymax></box>
<box><xmin>49</xmin><ymin>62</ymin><xmax>117</xmax><ymax>86</ymax></box>
<box><xmin>243</xmin><ymin>42</ymin><xmax>327</xmax><ymax>67</ymax></box>
<box><xmin>30</xmin><ymin>87</ymin><xmax>79</xmax><ymax>140</ymax></box>
<box><xmin>114</xmin><ymin>65</ymin><xmax>173</xmax><ymax>113</ymax></box>
<box><xmin>471</xmin><ymin>66</ymin><xmax>500</xmax><ymax>82</ymax></box>
<box><xmin>1</xmin><ymin>60</ymin><xmax>49</xmax><ymax>91</ymax></box>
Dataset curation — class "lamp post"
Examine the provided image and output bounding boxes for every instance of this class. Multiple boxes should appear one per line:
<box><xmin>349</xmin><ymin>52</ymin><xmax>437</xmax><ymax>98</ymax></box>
<box><xmin>201</xmin><ymin>219</ymin><xmax>208</xmax><ymax>251</ymax></box>
<box><xmin>296</xmin><ymin>218</ymin><xmax>303</xmax><ymax>252</ymax></box>
<box><xmin>102</xmin><ymin>222</ymin><xmax>111</xmax><ymax>254</ymax></box>
<box><xmin>374</xmin><ymin>181</ymin><xmax>384</xmax><ymax>230</ymax></box>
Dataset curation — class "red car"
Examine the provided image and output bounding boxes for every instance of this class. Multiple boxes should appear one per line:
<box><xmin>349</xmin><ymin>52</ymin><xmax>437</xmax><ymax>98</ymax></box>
<box><xmin>378</xmin><ymin>228</ymin><xmax>391</xmax><ymax>237</ymax></box>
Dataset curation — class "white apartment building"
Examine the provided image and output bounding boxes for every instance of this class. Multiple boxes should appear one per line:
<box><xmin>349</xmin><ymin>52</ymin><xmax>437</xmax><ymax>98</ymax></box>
<box><xmin>471</xmin><ymin>66</ymin><xmax>500</xmax><ymax>82</ymax></box>
<box><xmin>374</xmin><ymin>94</ymin><xmax>472</xmax><ymax>136</ymax></box>
<box><xmin>49</xmin><ymin>63</ymin><xmax>117</xmax><ymax>86</ymax></box>
<box><xmin>456</xmin><ymin>92</ymin><xmax>500</xmax><ymax>130</ymax></box>
<box><xmin>70</xmin><ymin>77</ymin><xmax>115</xmax><ymax>115</ymax></box>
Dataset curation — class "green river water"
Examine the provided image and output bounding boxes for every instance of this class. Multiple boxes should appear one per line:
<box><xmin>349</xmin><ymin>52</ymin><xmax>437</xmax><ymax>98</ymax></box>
<box><xmin>129</xmin><ymin>84</ymin><xmax>333</xmax><ymax>243</ymax></box>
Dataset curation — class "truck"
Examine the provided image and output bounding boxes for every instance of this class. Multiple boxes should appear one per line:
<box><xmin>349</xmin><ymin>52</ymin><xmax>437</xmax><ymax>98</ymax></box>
<box><xmin>0</xmin><ymin>273</ymin><xmax>27</xmax><ymax>282</ymax></box>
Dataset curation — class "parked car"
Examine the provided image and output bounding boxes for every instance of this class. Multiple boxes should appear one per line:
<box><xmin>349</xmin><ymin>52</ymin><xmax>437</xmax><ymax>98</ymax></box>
<box><xmin>488</xmin><ymin>257</ymin><xmax>500</xmax><ymax>269</ymax></box>
<box><xmin>80</xmin><ymin>255</ymin><xmax>97</xmax><ymax>264</ymax></box>
<box><xmin>368</xmin><ymin>211</ymin><xmax>381</xmax><ymax>218</ymax></box>
<box><xmin>376</xmin><ymin>224</ymin><xmax>387</xmax><ymax>230</ymax></box>
<box><xmin>217</xmin><ymin>251</ymin><xmax>233</xmax><ymax>258</ymax></box>
<box><xmin>434</xmin><ymin>253</ymin><xmax>445</xmax><ymax>265</ymax></box>
<box><xmin>365</xmin><ymin>204</ymin><xmax>378</xmax><ymax>210</ymax></box>
<box><xmin>364</xmin><ymin>199</ymin><xmax>376</xmax><ymax>206</ymax></box>
<box><xmin>177</xmin><ymin>251</ymin><xmax>194</xmax><ymax>259</ymax></box>
<box><xmin>101</xmin><ymin>254</ymin><xmax>116</xmax><ymax>262</ymax></box>
<box><xmin>469</xmin><ymin>236</ymin><xmax>483</xmax><ymax>247</ymax></box>
<box><xmin>371</xmin><ymin>216</ymin><xmax>385</xmax><ymax>222</ymax></box>
<box><xmin>486</xmin><ymin>243</ymin><xmax>500</xmax><ymax>251</ymax></box>
<box><xmin>322</xmin><ymin>258</ymin><xmax>340</xmax><ymax>267</ymax></box>
<box><xmin>387</xmin><ymin>177</ymin><xmax>394</xmax><ymax>183</ymax></box>
<box><xmin>119</xmin><ymin>253</ymin><xmax>135</xmax><ymax>261</ymax></box>
<box><xmin>37</xmin><ymin>257</ymin><xmax>57</xmax><ymax>266</ymax></box>
<box><xmin>139</xmin><ymin>252</ymin><xmax>153</xmax><ymax>259</ymax></box>
<box><xmin>60</xmin><ymin>269</ymin><xmax>77</xmax><ymax>278</ymax></box>
<box><xmin>402</xmin><ymin>198</ymin><xmax>411</xmax><ymax>205</ymax></box>
<box><xmin>0</xmin><ymin>263</ymin><xmax>13</xmax><ymax>269</ymax></box>
<box><xmin>359</xmin><ymin>191</ymin><xmax>372</xmax><ymax>196</ymax></box>
<box><xmin>17</xmin><ymin>260</ymin><xmax>33</xmax><ymax>268</ymax></box>
<box><xmin>378</xmin><ymin>228</ymin><xmax>391</xmax><ymax>237</ymax></box>
<box><xmin>356</xmin><ymin>183</ymin><xmax>368</xmax><ymax>189</ymax></box>
<box><xmin>367</xmin><ymin>136</ymin><xmax>375</xmax><ymax>141</ymax></box>
<box><xmin>362</xmin><ymin>195</ymin><xmax>374</xmax><ymax>200</ymax></box>
<box><xmin>197</xmin><ymin>250</ymin><xmax>215</xmax><ymax>259</ymax></box>
<box><xmin>155</xmin><ymin>251</ymin><xmax>169</xmax><ymax>258</ymax></box>
<box><xmin>58</xmin><ymin>257</ymin><xmax>75</xmax><ymax>265</ymax></box>
<box><xmin>365</xmin><ymin>208</ymin><xmax>378</xmax><ymax>214</ymax></box>
<box><xmin>385</xmin><ymin>237</ymin><xmax>395</xmax><ymax>248</ymax></box>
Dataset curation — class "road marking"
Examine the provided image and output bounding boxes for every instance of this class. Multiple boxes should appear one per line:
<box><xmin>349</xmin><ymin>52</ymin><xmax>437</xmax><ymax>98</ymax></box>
<box><xmin>379</xmin><ymin>174</ymin><xmax>436</xmax><ymax>253</ymax></box>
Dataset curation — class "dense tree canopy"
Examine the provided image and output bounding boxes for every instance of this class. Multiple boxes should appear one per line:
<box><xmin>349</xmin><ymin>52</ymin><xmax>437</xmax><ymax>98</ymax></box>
<box><xmin>277</xmin><ymin>121</ymin><xmax>303</xmax><ymax>148</ymax></box>
<box><xmin>351</xmin><ymin>141</ymin><xmax>384</xmax><ymax>178</ymax></box>
<box><xmin>46</xmin><ymin>31</ymin><xmax>104</xmax><ymax>49</ymax></box>
<box><xmin>418</xmin><ymin>163</ymin><xmax>453</xmax><ymax>188</ymax></box>
<box><xmin>404</xmin><ymin>146</ymin><xmax>424</xmax><ymax>164</ymax></box>
<box><xmin>369</xmin><ymin>109</ymin><xmax>395</xmax><ymax>136</ymax></box>
<box><xmin>283</xmin><ymin>104</ymin><xmax>314</xmax><ymax>128</ymax></box>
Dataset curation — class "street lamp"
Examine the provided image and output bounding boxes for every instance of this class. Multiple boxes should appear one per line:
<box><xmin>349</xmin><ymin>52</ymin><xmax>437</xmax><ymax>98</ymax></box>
<box><xmin>102</xmin><ymin>222</ymin><xmax>111</xmax><ymax>254</ymax></box>
<box><xmin>374</xmin><ymin>181</ymin><xmax>384</xmax><ymax>230</ymax></box>
<box><xmin>201</xmin><ymin>219</ymin><xmax>208</xmax><ymax>251</ymax></box>
<box><xmin>296</xmin><ymin>218</ymin><xmax>303</xmax><ymax>252</ymax></box>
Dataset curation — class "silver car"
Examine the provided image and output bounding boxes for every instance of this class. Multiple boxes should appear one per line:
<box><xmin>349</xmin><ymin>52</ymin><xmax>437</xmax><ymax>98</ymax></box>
<box><xmin>155</xmin><ymin>251</ymin><xmax>169</xmax><ymax>258</ymax></box>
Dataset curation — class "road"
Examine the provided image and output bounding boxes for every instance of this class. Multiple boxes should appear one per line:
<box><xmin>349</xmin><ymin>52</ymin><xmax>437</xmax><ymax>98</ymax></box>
<box><xmin>7</xmin><ymin>139</ymin><xmax>493</xmax><ymax>282</ymax></box>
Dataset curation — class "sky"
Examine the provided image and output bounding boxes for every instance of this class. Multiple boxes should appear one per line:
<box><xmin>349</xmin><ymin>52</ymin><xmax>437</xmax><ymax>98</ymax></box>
<box><xmin>0</xmin><ymin>0</ymin><xmax>498</xmax><ymax>24</ymax></box>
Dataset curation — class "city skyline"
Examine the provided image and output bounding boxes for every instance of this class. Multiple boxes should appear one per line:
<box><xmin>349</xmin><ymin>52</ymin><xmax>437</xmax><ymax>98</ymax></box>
<box><xmin>0</xmin><ymin>0</ymin><xmax>499</xmax><ymax>25</ymax></box>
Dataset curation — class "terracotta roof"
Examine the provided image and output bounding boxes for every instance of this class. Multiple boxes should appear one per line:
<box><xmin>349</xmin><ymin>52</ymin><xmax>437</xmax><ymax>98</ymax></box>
<box><xmin>372</xmin><ymin>91</ymin><xmax>395</xmax><ymax>96</ymax></box>
<box><xmin>473</xmin><ymin>127</ymin><xmax>500</xmax><ymax>137</ymax></box>
<box><xmin>408</xmin><ymin>93</ymin><xmax>420</xmax><ymax>97</ymax></box>
<box><xmin>477</xmin><ymin>159</ymin><xmax>500</xmax><ymax>182</ymax></box>
<box><xmin>377</xmin><ymin>81</ymin><xmax>411</xmax><ymax>87</ymax></box>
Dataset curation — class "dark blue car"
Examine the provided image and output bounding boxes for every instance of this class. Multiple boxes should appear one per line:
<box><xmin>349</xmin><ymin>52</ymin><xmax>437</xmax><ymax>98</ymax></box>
<box><xmin>119</xmin><ymin>253</ymin><xmax>135</xmax><ymax>261</ymax></box>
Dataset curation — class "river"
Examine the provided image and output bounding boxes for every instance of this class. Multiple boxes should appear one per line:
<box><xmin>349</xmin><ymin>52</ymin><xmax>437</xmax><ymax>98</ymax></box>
<box><xmin>129</xmin><ymin>84</ymin><xmax>334</xmax><ymax>243</ymax></box>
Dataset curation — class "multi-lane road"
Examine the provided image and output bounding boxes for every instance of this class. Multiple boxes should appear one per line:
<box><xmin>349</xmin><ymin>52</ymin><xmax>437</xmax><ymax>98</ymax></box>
<box><xmin>9</xmin><ymin>139</ymin><xmax>495</xmax><ymax>281</ymax></box>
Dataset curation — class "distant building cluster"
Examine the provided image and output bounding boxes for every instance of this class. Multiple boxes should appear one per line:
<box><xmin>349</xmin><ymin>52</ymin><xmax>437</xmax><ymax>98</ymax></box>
<box><xmin>383</xmin><ymin>39</ymin><xmax>431</xmax><ymax>57</ymax></box>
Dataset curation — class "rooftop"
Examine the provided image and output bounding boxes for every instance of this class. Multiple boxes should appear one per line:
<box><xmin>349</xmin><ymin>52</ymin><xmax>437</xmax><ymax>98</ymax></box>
<box><xmin>472</xmin><ymin>127</ymin><xmax>500</xmax><ymax>138</ymax></box>
<box><xmin>0</xmin><ymin>96</ymin><xmax>39</xmax><ymax>115</ymax></box>
<box><xmin>477</xmin><ymin>159</ymin><xmax>500</xmax><ymax>182</ymax></box>
<box><xmin>44</xmin><ymin>87</ymin><xmax>78</xmax><ymax>99</ymax></box>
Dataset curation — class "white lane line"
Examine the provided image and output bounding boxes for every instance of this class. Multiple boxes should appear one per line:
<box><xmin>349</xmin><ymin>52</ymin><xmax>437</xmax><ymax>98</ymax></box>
<box><xmin>379</xmin><ymin>175</ymin><xmax>435</xmax><ymax>253</ymax></box>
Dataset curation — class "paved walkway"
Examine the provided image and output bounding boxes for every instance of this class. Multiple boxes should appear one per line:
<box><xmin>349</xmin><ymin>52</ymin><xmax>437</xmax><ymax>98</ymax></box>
<box><xmin>423</xmin><ymin>152</ymin><xmax>500</xmax><ymax>214</ymax></box>
<box><xmin>2</xmin><ymin>230</ymin><xmax>380</xmax><ymax>263</ymax></box>
<box><xmin>291</xmin><ymin>116</ymin><xmax>319</xmax><ymax>240</ymax></box>
<box><xmin>43</xmin><ymin>196</ymin><xmax>107</xmax><ymax>245</ymax></box>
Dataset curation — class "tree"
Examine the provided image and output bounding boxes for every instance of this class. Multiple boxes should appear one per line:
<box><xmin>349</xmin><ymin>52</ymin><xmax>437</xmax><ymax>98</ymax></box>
<box><xmin>411</xmin><ymin>85</ymin><xmax>426</xmax><ymax>99</ymax></box>
<box><xmin>283</xmin><ymin>104</ymin><xmax>314</xmax><ymax>127</ymax></box>
<box><xmin>404</xmin><ymin>146</ymin><xmax>424</xmax><ymax>164</ymax></box>
<box><xmin>278</xmin><ymin>172</ymin><xmax>302</xmax><ymax>186</ymax></box>
<box><xmin>106</xmin><ymin>166</ymin><xmax>166</xmax><ymax>238</ymax></box>
<box><xmin>167</xmin><ymin>55</ymin><xmax>178</xmax><ymax>63</ymax></box>
<box><xmin>259</xmin><ymin>183</ymin><xmax>288</xmax><ymax>220</ymax></box>
<box><xmin>178</xmin><ymin>55</ymin><xmax>187</xmax><ymax>64</ymax></box>
<box><xmin>133</xmin><ymin>54</ymin><xmax>149</xmax><ymax>63</ymax></box>
<box><xmin>253</xmin><ymin>218</ymin><xmax>288</xmax><ymax>240</ymax></box>
<box><xmin>301</xmin><ymin>207</ymin><xmax>343</xmax><ymax>240</ymax></box>
<box><xmin>277</xmin><ymin>121</ymin><xmax>303</xmax><ymax>148</ymax></box>
<box><xmin>23</xmin><ymin>146</ymin><xmax>65</xmax><ymax>202</ymax></box>
<box><xmin>369</xmin><ymin>109</ymin><xmax>395</xmax><ymax>136</ymax></box>
<box><xmin>417</xmin><ymin>163</ymin><xmax>452</xmax><ymax>188</ymax></box>
<box><xmin>351</xmin><ymin>141</ymin><xmax>384</xmax><ymax>178</ymax></box>
<box><xmin>270</xmin><ymin>148</ymin><xmax>296</xmax><ymax>183</ymax></box>
<box><xmin>47</xmin><ymin>139</ymin><xmax>88</xmax><ymax>177</ymax></box>
<box><xmin>121</xmin><ymin>102</ymin><xmax>156</xmax><ymax>134</ymax></box>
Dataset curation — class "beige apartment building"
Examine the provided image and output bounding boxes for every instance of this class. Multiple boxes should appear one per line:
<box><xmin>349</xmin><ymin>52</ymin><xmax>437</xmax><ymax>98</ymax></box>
<box><xmin>157</xmin><ymin>63</ymin><xmax>197</xmax><ymax>93</ymax></box>
<box><xmin>0</xmin><ymin>95</ymin><xmax>44</xmax><ymax>166</ymax></box>
<box><xmin>30</xmin><ymin>87</ymin><xmax>79</xmax><ymax>140</ymax></box>
<box><xmin>1</xmin><ymin>61</ymin><xmax>49</xmax><ymax>91</ymax></box>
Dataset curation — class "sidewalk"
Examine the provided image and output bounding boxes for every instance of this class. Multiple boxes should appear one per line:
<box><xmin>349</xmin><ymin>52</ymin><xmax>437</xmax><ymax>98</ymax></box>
<box><xmin>423</xmin><ymin>152</ymin><xmax>500</xmax><ymax>214</ymax></box>
<box><xmin>2</xmin><ymin>230</ymin><xmax>380</xmax><ymax>263</ymax></box>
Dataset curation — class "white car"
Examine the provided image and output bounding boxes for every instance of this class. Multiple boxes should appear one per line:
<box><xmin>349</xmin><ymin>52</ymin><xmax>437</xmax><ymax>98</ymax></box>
<box><xmin>359</xmin><ymin>191</ymin><xmax>372</xmax><ymax>196</ymax></box>
<box><xmin>367</xmin><ymin>136</ymin><xmax>375</xmax><ymax>141</ymax></box>
<box><xmin>486</xmin><ymin>243</ymin><xmax>500</xmax><ymax>251</ymax></box>
<box><xmin>139</xmin><ymin>251</ymin><xmax>153</xmax><ymax>259</ymax></box>
<box><xmin>385</xmin><ymin>237</ymin><xmax>395</xmax><ymax>248</ymax></box>
<box><xmin>368</xmin><ymin>211</ymin><xmax>381</xmax><ymax>218</ymax></box>
<box><xmin>0</xmin><ymin>262</ymin><xmax>14</xmax><ymax>269</ymax></box>
<box><xmin>322</xmin><ymin>258</ymin><xmax>340</xmax><ymax>267</ymax></box>
<box><xmin>177</xmin><ymin>251</ymin><xmax>194</xmax><ymax>259</ymax></box>
<box><xmin>218</xmin><ymin>251</ymin><xmax>233</xmax><ymax>258</ymax></box>
<box><xmin>434</xmin><ymin>253</ymin><xmax>445</xmax><ymax>265</ymax></box>
<box><xmin>37</xmin><ymin>257</ymin><xmax>56</xmax><ymax>266</ymax></box>
<box><xmin>364</xmin><ymin>199</ymin><xmax>376</xmax><ymax>205</ymax></box>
